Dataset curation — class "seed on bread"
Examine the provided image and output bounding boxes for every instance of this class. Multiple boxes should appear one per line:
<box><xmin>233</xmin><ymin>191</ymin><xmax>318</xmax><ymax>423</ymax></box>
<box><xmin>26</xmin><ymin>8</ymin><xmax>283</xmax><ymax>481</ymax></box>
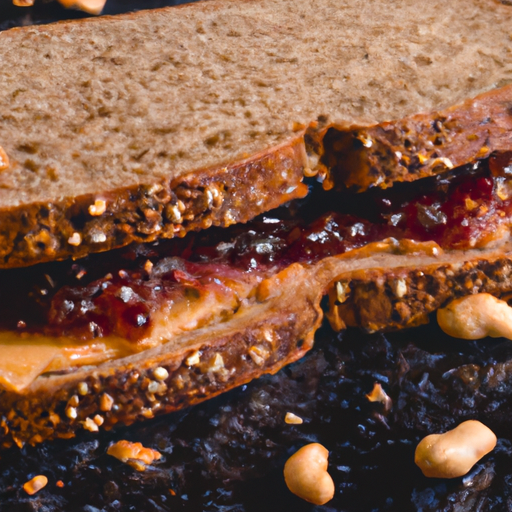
<box><xmin>88</xmin><ymin>199</ymin><xmax>106</xmax><ymax>216</ymax></box>
<box><xmin>89</xmin><ymin>228</ymin><xmax>107</xmax><ymax>244</ymax></box>
<box><xmin>82</xmin><ymin>417</ymin><xmax>99</xmax><ymax>432</ymax></box>
<box><xmin>153</xmin><ymin>367</ymin><xmax>169</xmax><ymax>381</ymax></box>
<box><xmin>77</xmin><ymin>382</ymin><xmax>89</xmax><ymax>396</ymax></box>
<box><xmin>67</xmin><ymin>232</ymin><xmax>82</xmax><ymax>246</ymax></box>
<box><xmin>185</xmin><ymin>351</ymin><xmax>201</xmax><ymax>366</ymax></box>
<box><xmin>335</xmin><ymin>281</ymin><xmax>349</xmax><ymax>304</ymax></box>
<box><xmin>65</xmin><ymin>407</ymin><xmax>77</xmax><ymax>420</ymax></box>
<box><xmin>100</xmin><ymin>393</ymin><xmax>114</xmax><ymax>412</ymax></box>
<box><xmin>248</xmin><ymin>345</ymin><xmax>269</xmax><ymax>366</ymax></box>
<box><xmin>393</xmin><ymin>278</ymin><xmax>407</xmax><ymax>298</ymax></box>
<box><xmin>93</xmin><ymin>415</ymin><xmax>104</xmax><ymax>426</ymax></box>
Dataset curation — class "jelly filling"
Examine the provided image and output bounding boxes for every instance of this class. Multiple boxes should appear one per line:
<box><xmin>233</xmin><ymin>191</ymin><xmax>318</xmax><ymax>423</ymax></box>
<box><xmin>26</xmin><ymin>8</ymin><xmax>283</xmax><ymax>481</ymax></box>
<box><xmin>1</xmin><ymin>152</ymin><xmax>511</xmax><ymax>342</ymax></box>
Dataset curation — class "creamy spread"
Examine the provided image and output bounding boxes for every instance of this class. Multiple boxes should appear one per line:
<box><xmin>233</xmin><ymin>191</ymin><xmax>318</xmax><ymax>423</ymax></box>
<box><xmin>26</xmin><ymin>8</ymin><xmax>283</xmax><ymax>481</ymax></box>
<box><xmin>1</xmin><ymin>152</ymin><xmax>512</xmax><ymax>392</ymax></box>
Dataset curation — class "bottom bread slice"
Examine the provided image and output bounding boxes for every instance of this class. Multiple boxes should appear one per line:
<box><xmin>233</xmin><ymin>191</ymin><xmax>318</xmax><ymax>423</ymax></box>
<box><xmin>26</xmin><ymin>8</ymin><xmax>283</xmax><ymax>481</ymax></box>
<box><xmin>3</xmin><ymin>240</ymin><xmax>512</xmax><ymax>447</ymax></box>
<box><xmin>0</xmin><ymin>263</ymin><xmax>323</xmax><ymax>448</ymax></box>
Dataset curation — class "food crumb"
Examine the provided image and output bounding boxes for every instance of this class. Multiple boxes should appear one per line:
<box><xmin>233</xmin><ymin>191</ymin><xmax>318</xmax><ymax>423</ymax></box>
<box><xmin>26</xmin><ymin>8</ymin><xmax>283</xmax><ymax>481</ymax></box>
<box><xmin>23</xmin><ymin>475</ymin><xmax>48</xmax><ymax>495</ymax></box>
<box><xmin>366</xmin><ymin>383</ymin><xmax>392</xmax><ymax>411</ymax></box>
<box><xmin>285</xmin><ymin>412</ymin><xmax>303</xmax><ymax>424</ymax></box>
<box><xmin>107</xmin><ymin>440</ymin><xmax>162</xmax><ymax>472</ymax></box>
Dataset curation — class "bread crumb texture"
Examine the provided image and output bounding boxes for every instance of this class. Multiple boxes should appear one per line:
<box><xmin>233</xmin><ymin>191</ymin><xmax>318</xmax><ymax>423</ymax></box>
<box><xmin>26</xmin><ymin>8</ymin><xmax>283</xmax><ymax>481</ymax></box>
<box><xmin>1</xmin><ymin>0</ymin><xmax>511</xmax><ymax>205</ymax></box>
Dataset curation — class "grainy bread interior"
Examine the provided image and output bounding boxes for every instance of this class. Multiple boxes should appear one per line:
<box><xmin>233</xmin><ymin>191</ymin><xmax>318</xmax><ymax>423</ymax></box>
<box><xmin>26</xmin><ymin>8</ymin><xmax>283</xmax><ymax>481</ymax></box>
<box><xmin>2</xmin><ymin>0</ymin><xmax>512</xmax><ymax>202</ymax></box>
<box><xmin>0</xmin><ymin>0</ymin><xmax>511</xmax><ymax>267</ymax></box>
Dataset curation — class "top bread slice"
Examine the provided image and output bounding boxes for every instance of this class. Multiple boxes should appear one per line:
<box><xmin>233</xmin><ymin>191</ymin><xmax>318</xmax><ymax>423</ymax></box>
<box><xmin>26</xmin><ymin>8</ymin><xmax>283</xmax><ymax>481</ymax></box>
<box><xmin>1</xmin><ymin>0</ymin><xmax>512</xmax><ymax>268</ymax></box>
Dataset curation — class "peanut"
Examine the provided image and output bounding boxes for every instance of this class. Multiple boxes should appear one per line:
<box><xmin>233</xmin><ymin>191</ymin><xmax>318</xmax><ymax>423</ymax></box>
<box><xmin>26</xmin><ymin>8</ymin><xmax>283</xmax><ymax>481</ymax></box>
<box><xmin>107</xmin><ymin>440</ymin><xmax>162</xmax><ymax>472</ymax></box>
<box><xmin>57</xmin><ymin>0</ymin><xmax>106</xmax><ymax>14</ymax></box>
<box><xmin>23</xmin><ymin>475</ymin><xmax>48</xmax><ymax>495</ymax></box>
<box><xmin>437</xmin><ymin>293</ymin><xmax>512</xmax><ymax>340</ymax></box>
<box><xmin>415</xmin><ymin>420</ymin><xmax>497</xmax><ymax>478</ymax></box>
<box><xmin>284</xmin><ymin>443</ymin><xmax>334</xmax><ymax>505</ymax></box>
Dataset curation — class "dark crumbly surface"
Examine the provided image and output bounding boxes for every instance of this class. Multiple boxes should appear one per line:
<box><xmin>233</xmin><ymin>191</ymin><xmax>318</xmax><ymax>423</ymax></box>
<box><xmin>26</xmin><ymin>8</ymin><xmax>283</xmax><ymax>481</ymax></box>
<box><xmin>2</xmin><ymin>324</ymin><xmax>512</xmax><ymax>511</ymax></box>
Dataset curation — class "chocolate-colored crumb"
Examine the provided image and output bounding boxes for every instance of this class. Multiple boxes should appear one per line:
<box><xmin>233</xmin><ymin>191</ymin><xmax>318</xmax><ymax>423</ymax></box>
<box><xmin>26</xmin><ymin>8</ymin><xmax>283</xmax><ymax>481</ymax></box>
<box><xmin>2</xmin><ymin>323</ymin><xmax>512</xmax><ymax>511</ymax></box>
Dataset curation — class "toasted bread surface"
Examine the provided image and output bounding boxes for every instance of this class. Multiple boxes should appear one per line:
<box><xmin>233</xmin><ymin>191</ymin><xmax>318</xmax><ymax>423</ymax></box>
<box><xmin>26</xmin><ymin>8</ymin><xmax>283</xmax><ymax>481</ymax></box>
<box><xmin>0</xmin><ymin>263</ymin><xmax>324</xmax><ymax>447</ymax></box>
<box><xmin>328</xmin><ymin>247</ymin><xmax>512</xmax><ymax>332</ymax></box>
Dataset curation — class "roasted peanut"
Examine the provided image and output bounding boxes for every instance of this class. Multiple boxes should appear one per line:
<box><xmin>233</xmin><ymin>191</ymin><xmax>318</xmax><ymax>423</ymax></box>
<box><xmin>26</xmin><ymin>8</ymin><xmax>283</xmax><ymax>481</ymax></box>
<box><xmin>415</xmin><ymin>420</ymin><xmax>497</xmax><ymax>478</ymax></box>
<box><xmin>437</xmin><ymin>293</ymin><xmax>512</xmax><ymax>340</ymax></box>
<box><xmin>107</xmin><ymin>440</ymin><xmax>162</xmax><ymax>472</ymax></box>
<box><xmin>285</xmin><ymin>412</ymin><xmax>303</xmax><ymax>424</ymax></box>
<box><xmin>23</xmin><ymin>475</ymin><xmax>48</xmax><ymax>495</ymax></box>
<box><xmin>284</xmin><ymin>443</ymin><xmax>334</xmax><ymax>505</ymax></box>
<box><xmin>58</xmin><ymin>0</ymin><xmax>106</xmax><ymax>14</ymax></box>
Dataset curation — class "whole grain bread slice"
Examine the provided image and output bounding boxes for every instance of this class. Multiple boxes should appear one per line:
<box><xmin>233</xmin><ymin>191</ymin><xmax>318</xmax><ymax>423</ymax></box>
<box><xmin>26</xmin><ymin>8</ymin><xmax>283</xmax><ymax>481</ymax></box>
<box><xmin>4</xmin><ymin>239</ymin><xmax>512</xmax><ymax>447</ymax></box>
<box><xmin>1</xmin><ymin>0</ymin><xmax>512</xmax><ymax>267</ymax></box>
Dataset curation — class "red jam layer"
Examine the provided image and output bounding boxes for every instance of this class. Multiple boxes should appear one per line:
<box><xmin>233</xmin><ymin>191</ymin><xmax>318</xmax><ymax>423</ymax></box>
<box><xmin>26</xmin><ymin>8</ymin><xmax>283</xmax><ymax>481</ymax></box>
<box><xmin>366</xmin><ymin>151</ymin><xmax>512</xmax><ymax>249</ymax></box>
<box><xmin>1</xmin><ymin>152</ymin><xmax>511</xmax><ymax>342</ymax></box>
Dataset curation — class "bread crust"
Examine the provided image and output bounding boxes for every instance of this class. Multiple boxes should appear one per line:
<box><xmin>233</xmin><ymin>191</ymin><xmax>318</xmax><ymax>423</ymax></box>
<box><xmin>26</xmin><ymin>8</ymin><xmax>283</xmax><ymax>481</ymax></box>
<box><xmin>2</xmin><ymin>0</ymin><xmax>512</xmax><ymax>267</ymax></box>
<box><xmin>5</xmin><ymin>75</ymin><xmax>511</xmax><ymax>269</ymax></box>
<box><xmin>328</xmin><ymin>250</ymin><xmax>512</xmax><ymax>333</ymax></box>
<box><xmin>5</xmin><ymin>241</ymin><xmax>512</xmax><ymax>446</ymax></box>
<box><xmin>316</xmin><ymin>85</ymin><xmax>512</xmax><ymax>191</ymax></box>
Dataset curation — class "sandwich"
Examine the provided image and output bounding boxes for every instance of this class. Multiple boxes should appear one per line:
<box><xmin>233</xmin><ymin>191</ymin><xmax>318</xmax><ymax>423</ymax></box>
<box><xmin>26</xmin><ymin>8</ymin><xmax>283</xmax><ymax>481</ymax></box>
<box><xmin>0</xmin><ymin>0</ymin><xmax>512</xmax><ymax>453</ymax></box>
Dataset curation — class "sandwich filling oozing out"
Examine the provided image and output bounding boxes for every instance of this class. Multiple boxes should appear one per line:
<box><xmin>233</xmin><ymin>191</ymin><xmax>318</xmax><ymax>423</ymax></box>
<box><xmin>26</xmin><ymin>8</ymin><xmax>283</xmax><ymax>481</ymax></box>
<box><xmin>0</xmin><ymin>151</ymin><xmax>511</xmax><ymax>391</ymax></box>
